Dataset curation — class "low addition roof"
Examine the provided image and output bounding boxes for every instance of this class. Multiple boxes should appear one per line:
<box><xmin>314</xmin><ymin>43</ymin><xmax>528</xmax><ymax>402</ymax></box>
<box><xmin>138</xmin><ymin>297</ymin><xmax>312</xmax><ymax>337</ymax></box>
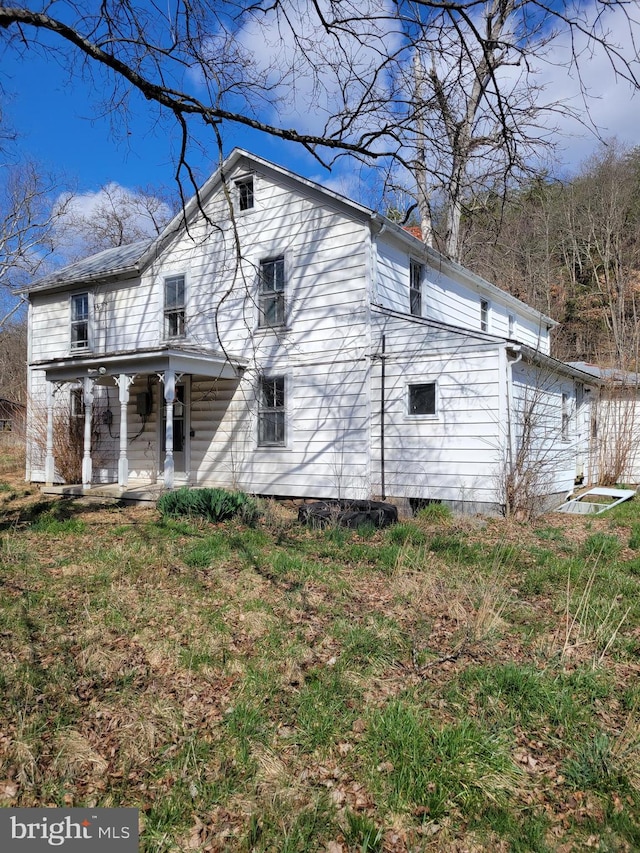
<box><xmin>25</xmin><ymin>240</ymin><xmax>151</xmax><ymax>293</ymax></box>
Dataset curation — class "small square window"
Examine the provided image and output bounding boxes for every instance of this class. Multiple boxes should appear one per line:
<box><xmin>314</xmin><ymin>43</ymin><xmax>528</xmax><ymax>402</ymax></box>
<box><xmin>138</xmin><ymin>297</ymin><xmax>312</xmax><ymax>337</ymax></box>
<box><xmin>408</xmin><ymin>383</ymin><xmax>436</xmax><ymax>416</ymax></box>
<box><xmin>236</xmin><ymin>177</ymin><xmax>254</xmax><ymax>212</ymax></box>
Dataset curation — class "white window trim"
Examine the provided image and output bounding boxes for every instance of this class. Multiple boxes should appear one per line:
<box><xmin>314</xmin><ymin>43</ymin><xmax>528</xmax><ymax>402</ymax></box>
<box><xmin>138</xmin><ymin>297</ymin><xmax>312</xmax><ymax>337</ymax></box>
<box><xmin>480</xmin><ymin>298</ymin><xmax>490</xmax><ymax>333</ymax></box>
<box><xmin>162</xmin><ymin>273</ymin><xmax>187</xmax><ymax>341</ymax></box>
<box><xmin>256</xmin><ymin>373</ymin><xmax>291</xmax><ymax>449</ymax></box>
<box><xmin>70</xmin><ymin>290</ymin><xmax>93</xmax><ymax>353</ymax></box>
<box><xmin>256</xmin><ymin>252</ymin><xmax>288</xmax><ymax>331</ymax></box>
<box><xmin>235</xmin><ymin>175</ymin><xmax>255</xmax><ymax>213</ymax></box>
<box><xmin>406</xmin><ymin>380</ymin><xmax>439</xmax><ymax>420</ymax></box>
<box><xmin>410</xmin><ymin>259</ymin><xmax>423</xmax><ymax>317</ymax></box>
<box><xmin>561</xmin><ymin>391</ymin><xmax>571</xmax><ymax>442</ymax></box>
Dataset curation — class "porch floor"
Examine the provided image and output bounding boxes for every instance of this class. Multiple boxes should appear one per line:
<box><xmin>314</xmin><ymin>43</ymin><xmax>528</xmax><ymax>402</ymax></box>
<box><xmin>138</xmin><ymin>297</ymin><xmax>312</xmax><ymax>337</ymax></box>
<box><xmin>40</xmin><ymin>482</ymin><xmax>165</xmax><ymax>505</ymax></box>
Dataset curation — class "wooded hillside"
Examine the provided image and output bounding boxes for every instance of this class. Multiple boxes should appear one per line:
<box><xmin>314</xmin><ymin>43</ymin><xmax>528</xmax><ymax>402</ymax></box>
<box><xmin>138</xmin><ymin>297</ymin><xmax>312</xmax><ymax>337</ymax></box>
<box><xmin>460</xmin><ymin>143</ymin><xmax>640</xmax><ymax>367</ymax></box>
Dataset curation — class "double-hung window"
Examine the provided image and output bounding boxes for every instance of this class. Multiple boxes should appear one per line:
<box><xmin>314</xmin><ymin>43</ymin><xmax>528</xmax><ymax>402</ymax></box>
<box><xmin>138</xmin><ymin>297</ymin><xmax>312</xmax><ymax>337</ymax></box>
<box><xmin>164</xmin><ymin>275</ymin><xmax>186</xmax><ymax>339</ymax></box>
<box><xmin>410</xmin><ymin>260</ymin><xmax>423</xmax><ymax>317</ymax></box>
<box><xmin>258</xmin><ymin>256</ymin><xmax>285</xmax><ymax>328</ymax></box>
<box><xmin>408</xmin><ymin>382</ymin><xmax>437</xmax><ymax>416</ymax></box>
<box><xmin>258</xmin><ymin>376</ymin><xmax>286</xmax><ymax>446</ymax></box>
<box><xmin>71</xmin><ymin>292</ymin><xmax>90</xmax><ymax>351</ymax></box>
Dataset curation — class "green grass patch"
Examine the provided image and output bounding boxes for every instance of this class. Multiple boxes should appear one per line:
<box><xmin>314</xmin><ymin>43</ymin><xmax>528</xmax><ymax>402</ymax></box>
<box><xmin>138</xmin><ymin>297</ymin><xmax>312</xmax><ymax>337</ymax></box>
<box><xmin>363</xmin><ymin>700</ymin><xmax>521</xmax><ymax>819</ymax></box>
<box><xmin>1</xmin><ymin>466</ymin><xmax>639</xmax><ymax>851</ymax></box>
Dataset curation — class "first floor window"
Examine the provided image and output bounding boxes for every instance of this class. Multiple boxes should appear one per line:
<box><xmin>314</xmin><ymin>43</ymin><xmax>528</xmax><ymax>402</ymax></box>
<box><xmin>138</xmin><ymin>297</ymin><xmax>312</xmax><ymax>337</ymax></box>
<box><xmin>258</xmin><ymin>256</ymin><xmax>285</xmax><ymax>328</ymax></box>
<box><xmin>408</xmin><ymin>382</ymin><xmax>437</xmax><ymax>416</ymax></box>
<box><xmin>410</xmin><ymin>260</ymin><xmax>423</xmax><ymax>317</ymax></box>
<box><xmin>258</xmin><ymin>376</ymin><xmax>286</xmax><ymax>445</ymax></box>
<box><xmin>164</xmin><ymin>275</ymin><xmax>186</xmax><ymax>338</ymax></box>
<box><xmin>71</xmin><ymin>292</ymin><xmax>89</xmax><ymax>350</ymax></box>
<box><xmin>69</xmin><ymin>387</ymin><xmax>84</xmax><ymax>443</ymax></box>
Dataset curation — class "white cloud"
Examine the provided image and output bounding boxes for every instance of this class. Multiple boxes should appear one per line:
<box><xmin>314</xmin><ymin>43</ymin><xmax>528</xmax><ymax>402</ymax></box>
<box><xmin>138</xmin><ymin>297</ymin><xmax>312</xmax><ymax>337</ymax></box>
<box><xmin>527</xmin><ymin>1</ymin><xmax>640</xmax><ymax>172</ymax></box>
<box><xmin>53</xmin><ymin>183</ymin><xmax>173</xmax><ymax>262</ymax></box>
<box><xmin>193</xmin><ymin>0</ymin><xmax>404</xmax><ymax>139</ymax></box>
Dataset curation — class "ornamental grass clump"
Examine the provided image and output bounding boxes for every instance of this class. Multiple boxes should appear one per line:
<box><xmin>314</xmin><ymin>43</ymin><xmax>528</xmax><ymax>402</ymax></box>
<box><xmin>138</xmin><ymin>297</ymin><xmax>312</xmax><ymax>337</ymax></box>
<box><xmin>157</xmin><ymin>486</ymin><xmax>258</xmax><ymax>524</ymax></box>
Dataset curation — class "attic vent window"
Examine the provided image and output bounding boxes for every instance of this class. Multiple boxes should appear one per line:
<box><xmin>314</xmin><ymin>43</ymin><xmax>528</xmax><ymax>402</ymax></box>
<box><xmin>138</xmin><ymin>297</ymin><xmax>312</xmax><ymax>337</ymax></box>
<box><xmin>236</xmin><ymin>177</ymin><xmax>254</xmax><ymax>211</ymax></box>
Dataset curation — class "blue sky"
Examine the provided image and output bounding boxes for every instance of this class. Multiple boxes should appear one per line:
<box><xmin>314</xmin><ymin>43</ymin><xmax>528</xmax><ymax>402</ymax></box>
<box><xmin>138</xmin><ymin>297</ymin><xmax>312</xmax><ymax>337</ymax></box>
<box><xmin>3</xmin><ymin>27</ymin><xmax>338</xmax><ymax>198</ymax></box>
<box><xmin>3</xmin><ymin>3</ymin><xmax>640</xmax><ymax>207</ymax></box>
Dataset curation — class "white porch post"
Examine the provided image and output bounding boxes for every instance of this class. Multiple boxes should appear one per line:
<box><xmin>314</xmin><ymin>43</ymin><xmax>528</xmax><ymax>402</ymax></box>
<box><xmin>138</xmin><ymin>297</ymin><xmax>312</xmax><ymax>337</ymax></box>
<box><xmin>163</xmin><ymin>368</ymin><xmax>175</xmax><ymax>489</ymax></box>
<box><xmin>82</xmin><ymin>376</ymin><xmax>94</xmax><ymax>487</ymax></box>
<box><xmin>116</xmin><ymin>374</ymin><xmax>135</xmax><ymax>488</ymax></box>
<box><xmin>44</xmin><ymin>380</ymin><xmax>55</xmax><ymax>485</ymax></box>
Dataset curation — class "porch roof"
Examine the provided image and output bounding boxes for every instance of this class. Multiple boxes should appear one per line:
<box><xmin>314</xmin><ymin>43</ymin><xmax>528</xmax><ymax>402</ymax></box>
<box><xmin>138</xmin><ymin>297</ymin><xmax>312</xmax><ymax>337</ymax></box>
<box><xmin>33</xmin><ymin>345</ymin><xmax>247</xmax><ymax>383</ymax></box>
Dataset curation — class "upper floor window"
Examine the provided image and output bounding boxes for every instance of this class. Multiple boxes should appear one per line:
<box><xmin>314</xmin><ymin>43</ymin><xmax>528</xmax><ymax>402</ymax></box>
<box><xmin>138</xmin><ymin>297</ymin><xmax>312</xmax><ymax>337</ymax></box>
<box><xmin>258</xmin><ymin>376</ymin><xmax>286</xmax><ymax>446</ymax></box>
<box><xmin>480</xmin><ymin>299</ymin><xmax>490</xmax><ymax>333</ymax></box>
<box><xmin>408</xmin><ymin>382</ymin><xmax>437</xmax><ymax>416</ymax></box>
<box><xmin>410</xmin><ymin>260</ymin><xmax>423</xmax><ymax>317</ymax></box>
<box><xmin>258</xmin><ymin>256</ymin><xmax>285</xmax><ymax>328</ymax></box>
<box><xmin>164</xmin><ymin>275</ymin><xmax>186</xmax><ymax>339</ymax></box>
<box><xmin>71</xmin><ymin>292</ymin><xmax>90</xmax><ymax>351</ymax></box>
<box><xmin>561</xmin><ymin>392</ymin><xmax>570</xmax><ymax>441</ymax></box>
<box><xmin>236</xmin><ymin>177</ymin><xmax>254</xmax><ymax>212</ymax></box>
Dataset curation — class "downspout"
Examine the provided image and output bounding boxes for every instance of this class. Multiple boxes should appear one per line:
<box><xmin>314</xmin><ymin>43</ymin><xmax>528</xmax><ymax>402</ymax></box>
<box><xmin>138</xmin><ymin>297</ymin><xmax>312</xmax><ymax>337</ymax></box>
<box><xmin>505</xmin><ymin>345</ymin><xmax>522</xmax><ymax>516</ymax></box>
<box><xmin>380</xmin><ymin>333</ymin><xmax>386</xmax><ymax>500</ymax></box>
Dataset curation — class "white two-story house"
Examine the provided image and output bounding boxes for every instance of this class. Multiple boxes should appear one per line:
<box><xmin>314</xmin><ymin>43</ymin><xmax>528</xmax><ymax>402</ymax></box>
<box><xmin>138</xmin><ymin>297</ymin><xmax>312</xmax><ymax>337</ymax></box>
<box><xmin>25</xmin><ymin>149</ymin><xmax>598</xmax><ymax>513</ymax></box>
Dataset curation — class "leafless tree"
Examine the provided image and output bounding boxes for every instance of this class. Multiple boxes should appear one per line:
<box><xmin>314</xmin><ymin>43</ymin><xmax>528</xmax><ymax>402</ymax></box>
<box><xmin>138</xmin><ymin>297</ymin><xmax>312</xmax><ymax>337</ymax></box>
<box><xmin>0</xmin><ymin>158</ymin><xmax>69</xmax><ymax>324</ymax></box>
<box><xmin>0</xmin><ymin>321</ymin><xmax>27</xmax><ymax>404</ymax></box>
<box><xmin>1</xmin><ymin>1</ymin><xmax>639</xmax><ymax>265</ymax></box>
<box><xmin>556</xmin><ymin>144</ymin><xmax>640</xmax><ymax>368</ymax></box>
<box><xmin>54</xmin><ymin>183</ymin><xmax>176</xmax><ymax>262</ymax></box>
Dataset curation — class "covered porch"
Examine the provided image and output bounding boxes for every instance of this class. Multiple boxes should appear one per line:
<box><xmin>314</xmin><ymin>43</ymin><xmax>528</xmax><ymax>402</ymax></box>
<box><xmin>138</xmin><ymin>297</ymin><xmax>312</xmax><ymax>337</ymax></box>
<box><xmin>39</xmin><ymin>346</ymin><xmax>246</xmax><ymax>491</ymax></box>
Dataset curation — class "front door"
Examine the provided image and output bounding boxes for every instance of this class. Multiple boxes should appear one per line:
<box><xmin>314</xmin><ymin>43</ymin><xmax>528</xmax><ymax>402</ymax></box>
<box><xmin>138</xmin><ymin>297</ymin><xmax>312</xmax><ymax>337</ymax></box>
<box><xmin>162</xmin><ymin>381</ymin><xmax>190</xmax><ymax>481</ymax></box>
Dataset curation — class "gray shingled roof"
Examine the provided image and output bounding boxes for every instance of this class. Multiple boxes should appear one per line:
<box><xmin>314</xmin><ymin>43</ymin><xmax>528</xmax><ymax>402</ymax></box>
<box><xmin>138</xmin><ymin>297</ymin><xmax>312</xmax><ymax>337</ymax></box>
<box><xmin>27</xmin><ymin>239</ymin><xmax>151</xmax><ymax>292</ymax></box>
<box><xmin>567</xmin><ymin>362</ymin><xmax>640</xmax><ymax>385</ymax></box>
